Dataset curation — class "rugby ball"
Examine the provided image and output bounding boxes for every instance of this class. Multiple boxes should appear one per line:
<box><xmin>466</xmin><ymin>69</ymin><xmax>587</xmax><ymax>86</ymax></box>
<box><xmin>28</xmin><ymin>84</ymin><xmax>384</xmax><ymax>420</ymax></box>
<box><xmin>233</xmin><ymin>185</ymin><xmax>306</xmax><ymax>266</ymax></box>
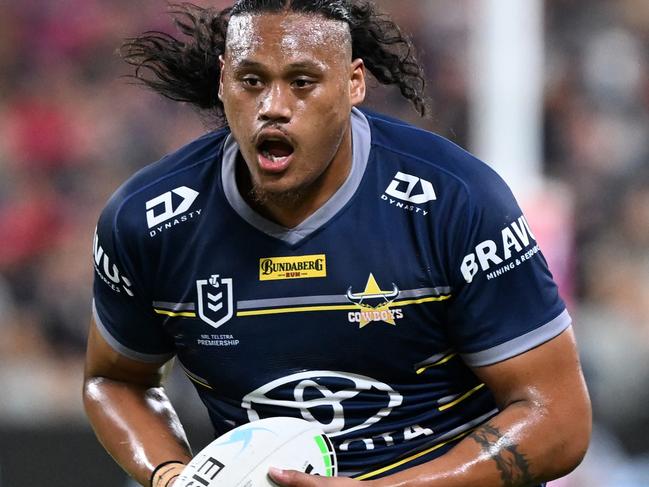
<box><xmin>175</xmin><ymin>417</ymin><xmax>337</xmax><ymax>487</ymax></box>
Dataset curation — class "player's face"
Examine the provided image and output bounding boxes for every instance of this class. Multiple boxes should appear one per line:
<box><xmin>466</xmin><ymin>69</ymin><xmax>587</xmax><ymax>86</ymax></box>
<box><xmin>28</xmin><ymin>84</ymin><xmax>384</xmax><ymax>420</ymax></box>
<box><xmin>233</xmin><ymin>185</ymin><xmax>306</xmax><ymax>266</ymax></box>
<box><xmin>219</xmin><ymin>13</ymin><xmax>365</xmax><ymax>206</ymax></box>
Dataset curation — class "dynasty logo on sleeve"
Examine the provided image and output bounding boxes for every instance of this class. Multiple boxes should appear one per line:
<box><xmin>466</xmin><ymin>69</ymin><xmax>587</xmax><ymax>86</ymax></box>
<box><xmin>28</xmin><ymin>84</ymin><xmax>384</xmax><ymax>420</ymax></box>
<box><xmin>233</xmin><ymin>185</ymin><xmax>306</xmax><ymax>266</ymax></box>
<box><xmin>145</xmin><ymin>186</ymin><xmax>202</xmax><ymax>237</ymax></box>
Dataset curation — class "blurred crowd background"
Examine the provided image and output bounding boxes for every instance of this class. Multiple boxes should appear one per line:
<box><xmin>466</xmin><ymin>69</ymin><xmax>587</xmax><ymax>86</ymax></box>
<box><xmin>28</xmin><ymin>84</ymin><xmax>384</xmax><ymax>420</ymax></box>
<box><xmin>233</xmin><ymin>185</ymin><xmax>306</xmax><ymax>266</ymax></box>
<box><xmin>1</xmin><ymin>0</ymin><xmax>648</xmax><ymax>485</ymax></box>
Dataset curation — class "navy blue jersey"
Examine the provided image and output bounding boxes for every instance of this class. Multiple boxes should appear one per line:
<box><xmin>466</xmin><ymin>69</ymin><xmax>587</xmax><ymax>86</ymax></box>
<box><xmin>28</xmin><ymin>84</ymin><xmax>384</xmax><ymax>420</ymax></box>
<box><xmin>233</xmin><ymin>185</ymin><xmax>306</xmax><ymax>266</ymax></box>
<box><xmin>93</xmin><ymin>108</ymin><xmax>568</xmax><ymax>480</ymax></box>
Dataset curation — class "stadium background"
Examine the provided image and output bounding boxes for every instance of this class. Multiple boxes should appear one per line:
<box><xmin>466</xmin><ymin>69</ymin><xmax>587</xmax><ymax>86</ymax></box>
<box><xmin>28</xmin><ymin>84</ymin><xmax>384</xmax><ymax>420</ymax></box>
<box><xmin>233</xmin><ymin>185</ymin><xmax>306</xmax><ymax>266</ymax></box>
<box><xmin>1</xmin><ymin>0</ymin><xmax>648</xmax><ymax>485</ymax></box>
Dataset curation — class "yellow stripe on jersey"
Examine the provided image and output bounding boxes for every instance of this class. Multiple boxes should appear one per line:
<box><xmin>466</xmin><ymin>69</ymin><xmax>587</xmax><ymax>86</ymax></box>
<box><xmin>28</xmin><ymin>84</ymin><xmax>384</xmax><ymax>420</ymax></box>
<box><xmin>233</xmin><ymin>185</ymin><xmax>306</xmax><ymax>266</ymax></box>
<box><xmin>238</xmin><ymin>303</ymin><xmax>356</xmax><ymax>317</ymax></box>
<box><xmin>179</xmin><ymin>364</ymin><xmax>213</xmax><ymax>390</ymax></box>
<box><xmin>438</xmin><ymin>383</ymin><xmax>486</xmax><ymax>412</ymax></box>
<box><xmin>154</xmin><ymin>309</ymin><xmax>197</xmax><ymax>318</ymax></box>
<box><xmin>352</xmin><ymin>429</ymin><xmax>473</xmax><ymax>481</ymax></box>
<box><xmin>153</xmin><ymin>294</ymin><xmax>452</xmax><ymax>318</ymax></box>
<box><xmin>236</xmin><ymin>294</ymin><xmax>451</xmax><ymax>317</ymax></box>
<box><xmin>416</xmin><ymin>353</ymin><xmax>458</xmax><ymax>374</ymax></box>
<box><xmin>390</xmin><ymin>295</ymin><xmax>452</xmax><ymax>307</ymax></box>
<box><xmin>184</xmin><ymin>373</ymin><xmax>213</xmax><ymax>390</ymax></box>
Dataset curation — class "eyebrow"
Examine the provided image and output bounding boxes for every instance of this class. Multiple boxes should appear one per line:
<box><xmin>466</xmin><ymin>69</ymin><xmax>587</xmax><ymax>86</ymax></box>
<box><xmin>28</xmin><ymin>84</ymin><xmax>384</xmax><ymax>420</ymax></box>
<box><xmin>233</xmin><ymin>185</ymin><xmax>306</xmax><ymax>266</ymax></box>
<box><xmin>233</xmin><ymin>59</ymin><xmax>326</xmax><ymax>71</ymax></box>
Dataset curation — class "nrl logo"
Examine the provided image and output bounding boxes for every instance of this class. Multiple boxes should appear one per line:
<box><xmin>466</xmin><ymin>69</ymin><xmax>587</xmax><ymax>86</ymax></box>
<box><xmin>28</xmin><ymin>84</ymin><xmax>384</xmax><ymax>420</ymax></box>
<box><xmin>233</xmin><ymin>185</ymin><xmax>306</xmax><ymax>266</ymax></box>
<box><xmin>196</xmin><ymin>274</ymin><xmax>234</xmax><ymax>329</ymax></box>
<box><xmin>346</xmin><ymin>274</ymin><xmax>403</xmax><ymax>328</ymax></box>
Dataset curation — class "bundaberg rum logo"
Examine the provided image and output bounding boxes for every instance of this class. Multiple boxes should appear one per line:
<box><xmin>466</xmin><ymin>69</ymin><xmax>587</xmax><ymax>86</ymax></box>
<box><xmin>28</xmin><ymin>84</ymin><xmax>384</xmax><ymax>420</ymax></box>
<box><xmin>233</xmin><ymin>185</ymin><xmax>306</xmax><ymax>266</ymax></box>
<box><xmin>259</xmin><ymin>255</ymin><xmax>327</xmax><ymax>281</ymax></box>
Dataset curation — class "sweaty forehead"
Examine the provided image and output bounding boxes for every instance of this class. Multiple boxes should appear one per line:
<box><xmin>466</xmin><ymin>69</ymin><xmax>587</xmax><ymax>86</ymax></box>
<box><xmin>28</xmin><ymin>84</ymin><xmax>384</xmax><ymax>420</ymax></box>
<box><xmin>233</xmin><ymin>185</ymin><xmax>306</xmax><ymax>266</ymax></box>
<box><xmin>225</xmin><ymin>13</ymin><xmax>352</xmax><ymax>64</ymax></box>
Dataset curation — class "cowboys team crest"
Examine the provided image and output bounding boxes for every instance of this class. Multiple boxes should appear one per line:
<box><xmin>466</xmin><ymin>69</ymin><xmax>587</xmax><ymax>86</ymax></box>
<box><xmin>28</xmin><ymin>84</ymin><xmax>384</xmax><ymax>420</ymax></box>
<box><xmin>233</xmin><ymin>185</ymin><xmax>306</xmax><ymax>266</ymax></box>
<box><xmin>346</xmin><ymin>274</ymin><xmax>403</xmax><ymax>327</ymax></box>
<box><xmin>196</xmin><ymin>274</ymin><xmax>234</xmax><ymax>329</ymax></box>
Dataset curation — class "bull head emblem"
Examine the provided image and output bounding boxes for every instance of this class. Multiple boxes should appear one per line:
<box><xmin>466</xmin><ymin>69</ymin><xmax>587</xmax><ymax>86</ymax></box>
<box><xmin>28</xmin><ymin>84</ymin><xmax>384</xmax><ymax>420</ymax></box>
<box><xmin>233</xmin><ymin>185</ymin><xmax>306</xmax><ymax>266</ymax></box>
<box><xmin>346</xmin><ymin>274</ymin><xmax>399</xmax><ymax>309</ymax></box>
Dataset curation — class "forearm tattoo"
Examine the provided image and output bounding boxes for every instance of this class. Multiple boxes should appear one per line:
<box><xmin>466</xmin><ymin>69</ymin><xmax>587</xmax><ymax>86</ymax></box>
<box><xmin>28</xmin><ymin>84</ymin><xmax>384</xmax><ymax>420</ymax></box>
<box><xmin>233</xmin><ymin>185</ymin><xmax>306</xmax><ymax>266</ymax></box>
<box><xmin>469</xmin><ymin>424</ymin><xmax>534</xmax><ymax>487</ymax></box>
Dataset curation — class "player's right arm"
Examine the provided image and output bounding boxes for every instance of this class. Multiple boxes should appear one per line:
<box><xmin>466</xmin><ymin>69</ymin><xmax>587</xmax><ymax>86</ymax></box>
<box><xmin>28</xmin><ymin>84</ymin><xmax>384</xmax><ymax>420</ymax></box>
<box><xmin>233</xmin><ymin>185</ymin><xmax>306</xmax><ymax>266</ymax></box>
<box><xmin>83</xmin><ymin>316</ymin><xmax>192</xmax><ymax>487</ymax></box>
<box><xmin>87</xmin><ymin>175</ymin><xmax>195</xmax><ymax>485</ymax></box>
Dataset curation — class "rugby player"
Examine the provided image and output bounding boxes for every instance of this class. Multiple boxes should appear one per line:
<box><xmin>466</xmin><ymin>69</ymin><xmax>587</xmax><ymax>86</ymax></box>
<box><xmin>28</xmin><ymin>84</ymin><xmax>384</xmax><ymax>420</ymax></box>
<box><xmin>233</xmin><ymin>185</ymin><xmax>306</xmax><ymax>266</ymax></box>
<box><xmin>83</xmin><ymin>1</ymin><xmax>591</xmax><ymax>486</ymax></box>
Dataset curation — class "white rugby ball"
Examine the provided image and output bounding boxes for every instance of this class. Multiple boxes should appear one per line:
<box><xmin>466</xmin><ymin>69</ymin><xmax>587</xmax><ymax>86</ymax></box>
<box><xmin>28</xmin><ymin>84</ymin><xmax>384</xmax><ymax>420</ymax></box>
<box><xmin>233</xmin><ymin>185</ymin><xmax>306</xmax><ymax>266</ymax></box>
<box><xmin>175</xmin><ymin>417</ymin><xmax>337</xmax><ymax>487</ymax></box>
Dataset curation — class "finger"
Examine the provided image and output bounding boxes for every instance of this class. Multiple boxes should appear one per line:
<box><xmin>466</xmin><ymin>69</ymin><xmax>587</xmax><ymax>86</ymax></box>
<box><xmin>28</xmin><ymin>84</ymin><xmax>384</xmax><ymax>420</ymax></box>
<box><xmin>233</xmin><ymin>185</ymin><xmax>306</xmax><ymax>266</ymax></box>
<box><xmin>268</xmin><ymin>467</ymin><xmax>316</xmax><ymax>486</ymax></box>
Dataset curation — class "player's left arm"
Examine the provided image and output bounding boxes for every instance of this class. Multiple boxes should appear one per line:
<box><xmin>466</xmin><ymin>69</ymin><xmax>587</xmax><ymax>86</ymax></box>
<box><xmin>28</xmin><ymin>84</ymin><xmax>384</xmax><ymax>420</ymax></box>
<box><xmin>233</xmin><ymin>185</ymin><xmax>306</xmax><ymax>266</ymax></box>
<box><xmin>269</xmin><ymin>326</ymin><xmax>591</xmax><ymax>486</ymax></box>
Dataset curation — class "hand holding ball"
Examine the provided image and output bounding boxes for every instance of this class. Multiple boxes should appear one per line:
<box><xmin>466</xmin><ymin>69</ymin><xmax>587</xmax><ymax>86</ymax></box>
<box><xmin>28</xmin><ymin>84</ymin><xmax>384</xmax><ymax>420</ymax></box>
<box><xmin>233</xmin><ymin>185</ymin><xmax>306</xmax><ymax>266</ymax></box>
<box><xmin>175</xmin><ymin>417</ymin><xmax>337</xmax><ymax>486</ymax></box>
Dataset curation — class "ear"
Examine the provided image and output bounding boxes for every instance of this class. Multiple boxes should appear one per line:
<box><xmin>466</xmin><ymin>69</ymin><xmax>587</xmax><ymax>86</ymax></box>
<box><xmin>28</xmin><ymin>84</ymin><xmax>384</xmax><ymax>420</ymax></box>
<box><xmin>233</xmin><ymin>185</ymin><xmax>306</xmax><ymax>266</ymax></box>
<box><xmin>349</xmin><ymin>58</ymin><xmax>366</xmax><ymax>106</ymax></box>
<box><xmin>218</xmin><ymin>55</ymin><xmax>226</xmax><ymax>101</ymax></box>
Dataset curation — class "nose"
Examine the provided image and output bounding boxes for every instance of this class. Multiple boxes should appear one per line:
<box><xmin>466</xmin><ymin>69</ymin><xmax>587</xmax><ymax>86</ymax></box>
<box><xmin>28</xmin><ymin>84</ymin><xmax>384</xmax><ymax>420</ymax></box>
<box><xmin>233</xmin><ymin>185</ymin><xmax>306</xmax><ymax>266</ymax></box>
<box><xmin>258</xmin><ymin>83</ymin><xmax>292</xmax><ymax>123</ymax></box>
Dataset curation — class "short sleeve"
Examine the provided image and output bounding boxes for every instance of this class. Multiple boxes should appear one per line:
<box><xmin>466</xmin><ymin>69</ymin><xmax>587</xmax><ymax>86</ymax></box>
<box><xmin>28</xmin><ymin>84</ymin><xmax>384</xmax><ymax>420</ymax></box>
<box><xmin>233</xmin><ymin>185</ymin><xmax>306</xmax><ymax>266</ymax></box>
<box><xmin>92</xmin><ymin>197</ymin><xmax>175</xmax><ymax>363</ymax></box>
<box><xmin>446</xmin><ymin>169</ymin><xmax>570</xmax><ymax>367</ymax></box>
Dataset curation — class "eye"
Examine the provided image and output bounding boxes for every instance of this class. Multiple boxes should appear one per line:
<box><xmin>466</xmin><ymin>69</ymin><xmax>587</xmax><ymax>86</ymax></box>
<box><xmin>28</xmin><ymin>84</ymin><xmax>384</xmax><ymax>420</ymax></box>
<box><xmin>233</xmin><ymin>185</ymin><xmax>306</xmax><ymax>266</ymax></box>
<box><xmin>241</xmin><ymin>76</ymin><xmax>262</xmax><ymax>88</ymax></box>
<box><xmin>292</xmin><ymin>78</ymin><xmax>315</xmax><ymax>89</ymax></box>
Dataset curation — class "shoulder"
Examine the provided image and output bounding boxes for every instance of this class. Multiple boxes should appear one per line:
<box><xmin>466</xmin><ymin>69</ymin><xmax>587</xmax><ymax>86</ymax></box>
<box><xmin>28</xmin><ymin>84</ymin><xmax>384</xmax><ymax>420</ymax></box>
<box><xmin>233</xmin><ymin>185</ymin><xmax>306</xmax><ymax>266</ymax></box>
<box><xmin>362</xmin><ymin>109</ymin><xmax>515</xmax><ymax>211</ymax></box>
<box><xmin>99</xmin><ymin>128</ymin><xmax>229</xmax><ymax>234</ymax></box>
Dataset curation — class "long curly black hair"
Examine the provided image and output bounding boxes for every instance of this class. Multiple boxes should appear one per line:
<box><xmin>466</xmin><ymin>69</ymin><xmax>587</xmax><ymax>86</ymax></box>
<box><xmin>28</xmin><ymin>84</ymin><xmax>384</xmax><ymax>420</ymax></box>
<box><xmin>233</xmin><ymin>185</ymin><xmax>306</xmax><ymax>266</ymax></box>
<box><xmin>121</xmin><ymin>0</ymin><xmax>428</xmax><ymax>125</ymax></box>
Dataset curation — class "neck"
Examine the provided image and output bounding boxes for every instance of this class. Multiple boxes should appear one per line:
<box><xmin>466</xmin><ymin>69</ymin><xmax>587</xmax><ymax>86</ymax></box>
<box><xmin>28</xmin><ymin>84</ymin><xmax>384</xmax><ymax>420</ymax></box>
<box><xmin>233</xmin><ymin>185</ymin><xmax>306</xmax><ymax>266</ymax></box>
<box><xmin>238</xmin><ymin>126</ymin><xmax>354</xmax><ymax>229</ymax></box>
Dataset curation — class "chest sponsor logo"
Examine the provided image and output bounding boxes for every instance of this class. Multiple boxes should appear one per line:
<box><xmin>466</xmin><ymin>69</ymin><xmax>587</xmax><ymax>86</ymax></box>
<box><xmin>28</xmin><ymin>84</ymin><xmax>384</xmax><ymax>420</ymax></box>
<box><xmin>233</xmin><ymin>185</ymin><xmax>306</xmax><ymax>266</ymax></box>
<box><xmin>460</xmin><ymin>215</ymin><xmax>539</xmax><ymax>283</ymax></box>
<box><xmin>241</xmin><ymin>371</ymin><xmax>403</xmax><ymax>438</ymax></box>
<box><xmin>259</xmin><ymin>255</ymin><xmax>327</xmax><ymax>281</ymax></box>
<box><xmin>146</xmin><ymin>186</ymin><xmax>201</xmax><ymax>237</ymax></box>
<box><xmin>196</xmin><ymin>274</ymin><xmax>234</xmax><ymax>329</ymax></box>
<box><xmin>93</xmin><ymin>229</ymin><xmax>134</xmax><ymax>296</ymax></box>
<box><xmin>381</xmin><ymin>171</ymin><xmax>436</xmax><ymax>217</ymax></box>
<box><xmin>346</xmin><ymin>274</ymin><xmax>403</xmax><ymax>327</ymax></box>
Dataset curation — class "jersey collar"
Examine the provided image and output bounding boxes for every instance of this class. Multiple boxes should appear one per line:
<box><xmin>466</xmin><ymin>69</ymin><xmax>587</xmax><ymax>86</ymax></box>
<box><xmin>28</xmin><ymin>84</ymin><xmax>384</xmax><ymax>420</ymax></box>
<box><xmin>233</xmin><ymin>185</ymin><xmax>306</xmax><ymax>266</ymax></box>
<box><xmin>221</xmin><ymin>107</ymin><xmax>371</xmax><ymax>246</ymax></box>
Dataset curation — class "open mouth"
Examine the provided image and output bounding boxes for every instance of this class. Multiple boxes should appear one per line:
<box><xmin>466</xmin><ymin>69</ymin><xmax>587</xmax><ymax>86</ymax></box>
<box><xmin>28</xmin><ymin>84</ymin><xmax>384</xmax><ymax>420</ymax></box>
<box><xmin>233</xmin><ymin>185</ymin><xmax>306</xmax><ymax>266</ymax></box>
<box><xmin>257</xmin><ymin>138</ymin><xmax>295</xmax><ymax>173</ymax></box>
